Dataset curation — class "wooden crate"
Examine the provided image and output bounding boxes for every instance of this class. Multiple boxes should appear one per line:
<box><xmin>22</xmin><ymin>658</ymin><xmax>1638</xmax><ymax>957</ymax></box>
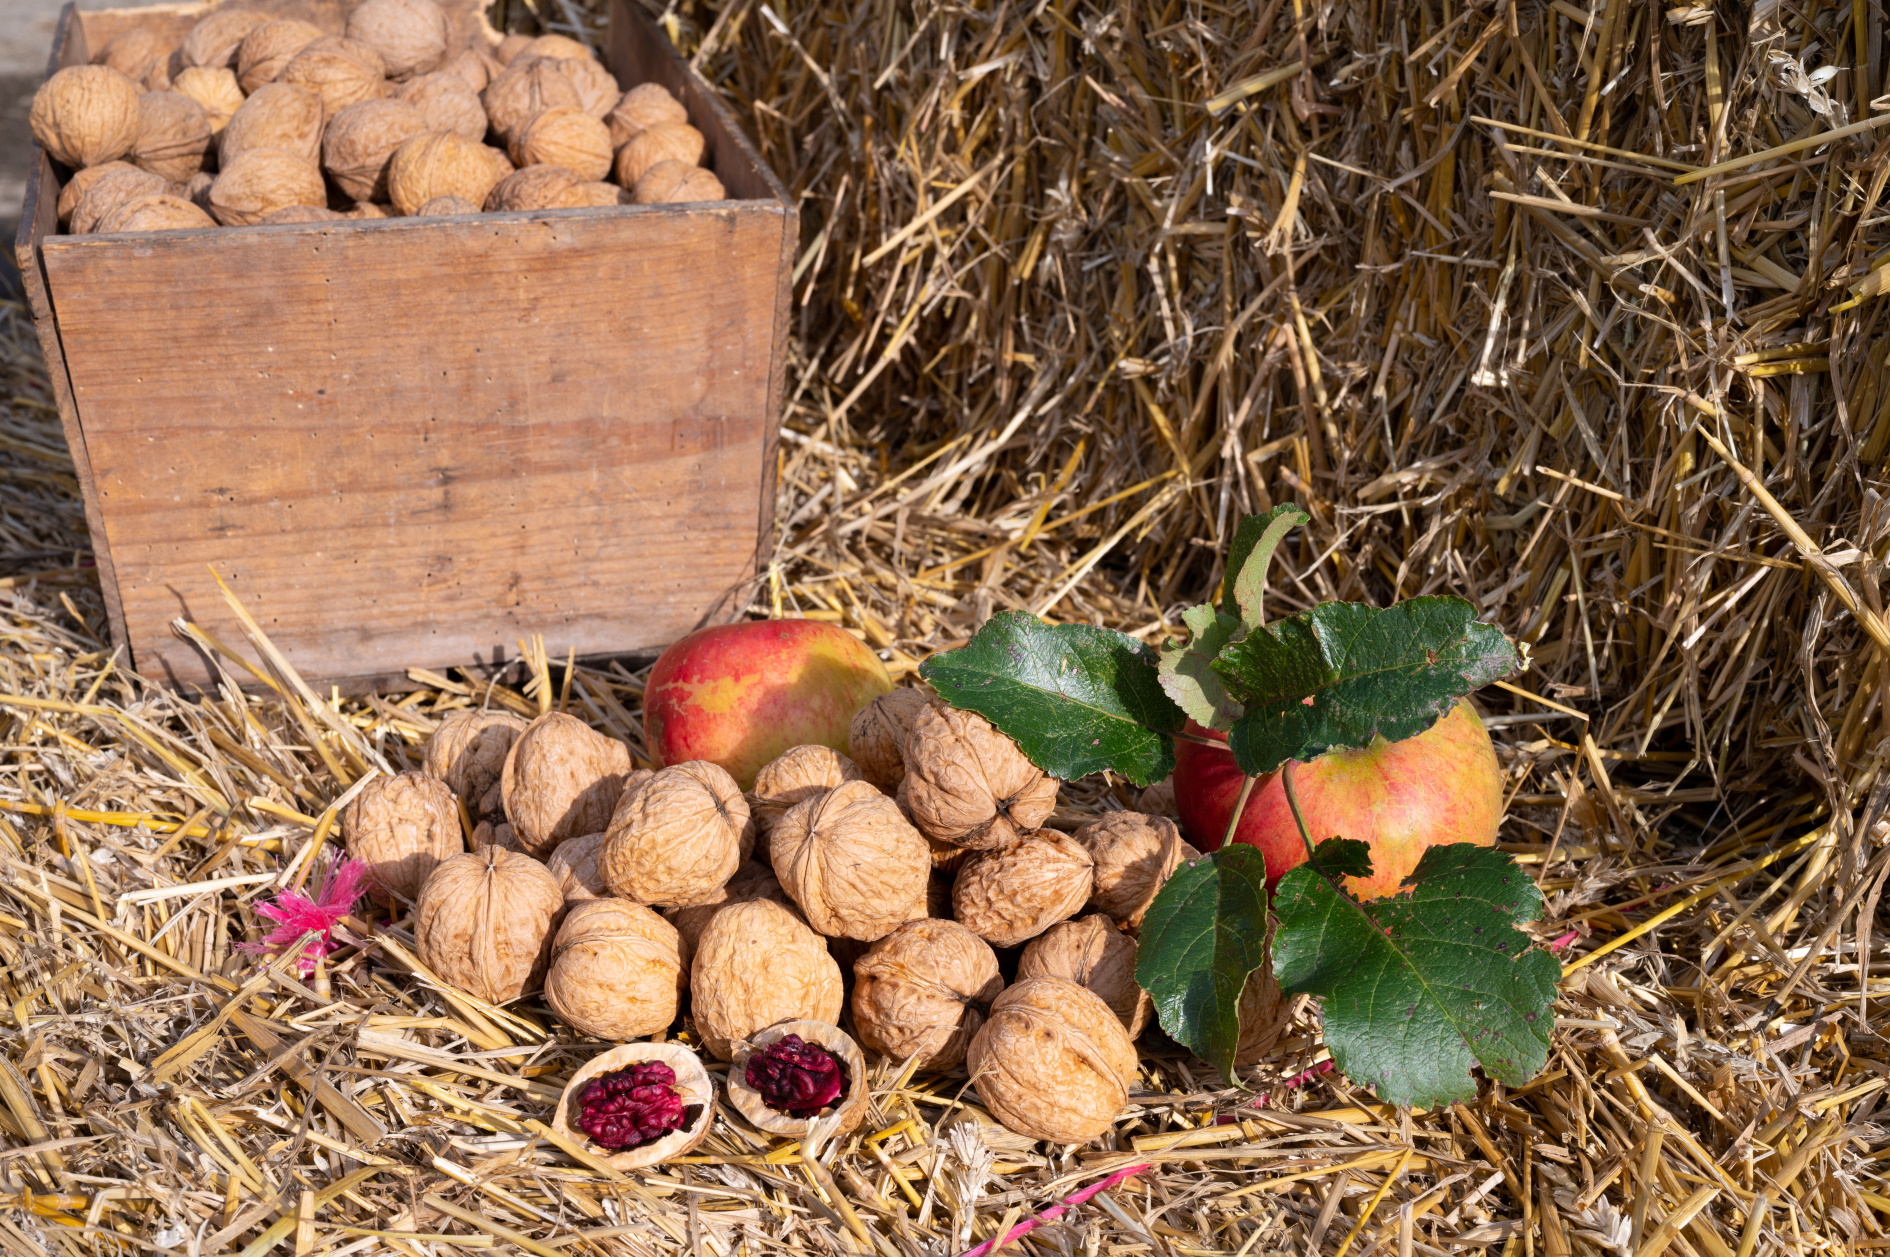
<box><xmin>16</xmin><ymin>0</ymin><xmax>794</xmax><ymax>691</ymax></box>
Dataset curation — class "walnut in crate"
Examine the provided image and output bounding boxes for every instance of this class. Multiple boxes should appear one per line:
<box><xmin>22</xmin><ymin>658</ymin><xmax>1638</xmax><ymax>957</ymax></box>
<box><xmin>574</xmin><ymin>180</ymin><xmax>626</xmax><ymax>206</ymax></box>
<box><xmin>395</xmin><ymin>70</ymin><xmax>487</xmax><ymax>142</ymax></box>
<box><xmin>208</xmin><ymin>147</ymin><xmax>326</xmax><ymax>227</ymax></box>
<box><xmin>606</xmin><ymin>82</ymin><xmax>686</xmax><ymax>148</ymax></box>
<box><xmin>486</xmin><ymin>163</ymin><xmax>592</xmax><ymax>211</ymax></box>
<box><xmin>416</xmin><ymin>847</ymin><xmax>564</xmax><ymax>1003</ymax></box>
<box><xmin>750</xmin><ymin>744</ymin><xmax>863</xmax><ymax>834</ymax></box>
<box><xmin>555</xmin><ymin>56</ymin><xmax>619</xmax><ymax>119</ymax></box>
<box><xmin>847</xmin><ymin>686</ymin><xmax>931</xmax><ymax>791</ymax></box>
<box><xmin>726</xmin><ymin>1021</ymin><xmax>869</xmax><ymax>1137</ymax></box>
<box><xmin>171</xmin><ymin>66</ymin><xmax>243</xmax><ymax>134</ymax></box>
<box><xmin>599</xmin><ymin>760</ymin><xmax>748</xmax><ymax>907</ymax></box>
<box><xmin>613</xmin><ymin>121</ymin><xmax>704</xmax><ymax>187</ymax></box>
<box><xmin>902</xmin><ymin>704</ymin><xmax>1059</xmax><ymax>849</ymax></box>
<box><xmin>770</xmin><ymin>779</ymin><xmax>928</xmax><ymax>941</ymax></box>
<box><xmin>497</xmin><ymin>710</ymin><xmax>631</xmax><ymax>856</ymax></box>
<box><xmin>551</xmin><ymin>1042</ymin><xmax>714</xmax><ymax>1169</ymax></box>
<box><xmin>258</xmin><ymin>203</ymin><xmax>343</xmax><ymax>224</ymax></box>
<box><xmin>967</xmin><ymin>976</ymin><xmax>1138</xmax><ymax>1143</ymax></box>
<box><xmin>1017</xmin><ymin>914</ymin><xmax>1150</xmax><ymax>1037</ymax></box>
<box><xmin>182</xmin><ymin>170</ymin><xmax>213</xmax><ymax>211</ymax></box>
<box><xmin>509</xmin><ymin>107</ymin><xmax>612</xmax><ymax>182</ymax></box>
<box><xmin>423</xmin><ymin>708</ymin><xmax>530</xmax><ymax>822</ymax></box>
<box><xmin>663</xmin><ymin>859</ymin><xmax>787</xmax><ymax>971</ymax></box>
<box><xmin>343</xmin><ymin>770</ymin><xmax>463</xmax><ymax>904</ymax></box>
<box><xmin>323</xmin><ymin>98</ymin><xmax>429</xmax><ymax>203</ymax></box>
<box><xmin>280</xmin><ymin>37</ymin><xmax>389</xmax><ymax>118</ymax></box>
<box><xmin>545</xmin><ymin>831</ymin><xmax>607</xmax><ymax>902</ymax></box>
<box><xmin>235</xmin><ymin>20</ymin><xmax>323</xmax><ymax>94</ymax></box>
<box><xmin>482</xmin><ymin>56</ymin><xmax>584</xmax><ymax>143</ymax></box>
<box><xmin>99</xmin><ymin>194</ymin><xmax>215</xmax><ymax>232</ymax></box>
<box><xmin>545</xmin><ymin>899</ymin><xmax>685</xmax><ymax>1040</ymax></box>
<box><xmin>633</xmin><ymin>160</ymin><xmax>725</xmax><ymax>206</ymax></box>
<box><xmin>689</xmin><ymin>898</ymin><xmax>841</xmax><ymax>1060</ymax></box>
<box><xmin>471</xmin><ymin>818</ymin><xmax>524</xmax><ymax>853</ymax></box>
<box><xmin>181</xmin><ymin>9</ymin><xmax>269</xmax><ymax>70</ymax></box>
<box><xmin>95</xmin><ymin>28</ymin><xmax>171</xmax><ymax>89</ymax></box>
<box><xmin>219</xmin><ymin>82</ymin><xmax>324</xmax><ymax>166</ymax></box>
<box><xmin>131</xmin><ymin>90</ymin><xmax>211</xmax><ymax>183</ymax></box>
<box><xmin>851</xmin><ymin>917</ymin><xmax>1003</xmax><ymax>1070</ymax></box>
<box><xmin>66</xmin><ymin>164</ymin><xmax>166</xmax><ymax>233</ymax></box>
<box><xmin>1073</xmin><ymin>812</ymin><xmax>1197</xmax><ymax>930</ymax></box>
<box><xmin>30</xmin><ymin>66</ymin><xmax>141</xmax><ymax>169</ymax></box>
<box><xmin>416</xmin><ymin>193</ymin><xmax>476</xmax><ymax>215</ymax></box>
<box><xmin>495</xmin><ymin>32</ymin><xmax>533</xmax><ymax>65</ymax></box>
<box><xmin>439</xmin><ymin>46</ymin><xmax>500</xmax><ymax>92</ymax></box>
<box><xmin>345</xmin><ymin>0</ymin><xmax>450</xmax><ymax>81</ymax></box>
<box><xmin>952</xmin><ymin>829</ymin><xmax>1093</xmax><ymax>947</ymax></box>
<box><xmin>387</xmin><ymin>129</ymin><xmax>514</xmax><ymax>217</ymax></box>
<box><xmin>346</xmin><ymin>200</ymin><xmax>393</xmax><ymax>217</ymax></box>
<box><xmin>521</xmin><ymin>33</ymin><xmax>594</xmax><ymax>62</ymax></box>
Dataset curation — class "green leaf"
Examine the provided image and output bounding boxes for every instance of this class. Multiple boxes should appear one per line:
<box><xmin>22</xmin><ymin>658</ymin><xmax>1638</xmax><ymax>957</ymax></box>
<box><xmin>1215</xmin><ymin>596</ymin><xmax>1521</xmax><ymax>776</ymax></box>
<box><xmin>919</xmin><ymin>610</ymin><xmax>1184</xmax><ymax>787</ymax></box>
<box><xmin>1157</xmin><ymin>604</ymin><xmax>1244</xmax><ymax>732</ymax></box>
<box><xmin>1308</xmin><ymin>836</ymin><xmax>1373</xmax><ymax>881</ymax></box>
<box><xmin>1222</xmin><ymin>504</ymin><xmax>1311</xmax><ymax>629</ymax></box>
<box><xmin>1134</xmin><ymin>844</ymin><xmax>1271</xmax><ymax>1082</ymax></box>
<box><xmin>1272</xmin><ymin>840</ymin><xmax>1560</xmax><ymax>1107</ymax></box>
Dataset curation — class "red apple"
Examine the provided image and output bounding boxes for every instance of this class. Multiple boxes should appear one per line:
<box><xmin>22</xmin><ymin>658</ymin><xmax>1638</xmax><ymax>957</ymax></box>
<box><xmin>644</xmin><ymin>619</ymin><xmax>892</xmax><ymax>789</ymax></box>
<box><xmin>1173</xmin><ymin>700</ymin><xmax>1502</xmax><ymax>900</ymax></box>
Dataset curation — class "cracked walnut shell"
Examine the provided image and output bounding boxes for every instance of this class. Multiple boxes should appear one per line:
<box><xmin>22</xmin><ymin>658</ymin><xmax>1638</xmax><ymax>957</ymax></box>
<box><xmin>600</xmin><ymin>760</ymin><xmax>747</xmax><ymax>907</ymax></box>
<box><xmin>771</xmin><ymin>780</ymin><xmax>928</xmax><ymax>941</ymax></box>
<box><xmin>423</xmin><ymin>708</ymin><xmax>530</xmax><ymax>821</ymax></box>
<box><xmin>725</xmin><ymin>1020</ymin><xmax>869</xmax><ymax>1137</ymax></box>
<box><xmin>847</xmin><ymin>686</ymin><xmax>931</xmax><ymax>790</ymax></box>
<box><xmin>415</xmin><ymin>847</ymin><xmax>565</xmax><ymax>1003</ymax></box>
<box><xmin>851</xmin><ymin>917</ymin><xmax>1003</xmax><ymax>1070</ymax></box>
<box><xmin>551</xmin><ymin>1042</ymin><xmax>714</xmax><ymax>1170</ymax></box>
<box><xmin>902</xmin><ymin>704</ymin><xmax>1059</xmax><ymax>849</ymax></box>
<box><xmin>1017</xmin><ymin>914</ymin><xmax>1150</xmax><ymax>1037</ymax></box>
<box><xmin>545</xmin><ymin>899</ymin><xmax>685</xmax><ymax>1040</ymax></box>
<box><xmin>750</xmin><ymin>744</ymin><xmax>863</xmax><ymax>834</ymax></box>
<box><xmin>952</xmin><ymin>829</ymin><xmax>1093</xmax><ymax>947</ymax></box>
<box><xmin>689</xmin><ymin>898</ymin><xmax>841</xmax><ymax>1060</ymax></box>
<box><xmin>498</xmin><ymin>711</ymin><xmax>632</xmax><ymax>857</ymax></box>
<box><xmin>966</xmin><ymin>976</ymin><xmax>1137</xmax><ymax>1144</ymax></box>
<box><xmin>342</xmin><ymin>770</ymin><xmax>462</xmax><ymax>904</ymax></box>
<box><xmin>1074</xmin><ymin>812</ymin><xmax>1198</xmax><ymax>930</ymax></box>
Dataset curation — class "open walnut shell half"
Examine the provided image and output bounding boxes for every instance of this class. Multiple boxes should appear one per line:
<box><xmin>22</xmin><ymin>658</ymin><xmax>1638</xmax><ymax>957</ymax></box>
<box><xmin>550</xmin><ymin>1042</ymin><xmax>715</xmax><ymax>1170</ymax></box>
<box><xmin>724</xmin><ymin>1019</ymin><xmax>869</xmax><ymax>1138</ymax></box>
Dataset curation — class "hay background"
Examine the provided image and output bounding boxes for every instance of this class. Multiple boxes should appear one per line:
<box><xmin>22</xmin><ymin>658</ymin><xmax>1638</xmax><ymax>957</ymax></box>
<box><xmin>0</xmin><ymin>0</ymin><xmax>1884</xmax><ymax>1252</ymax></box>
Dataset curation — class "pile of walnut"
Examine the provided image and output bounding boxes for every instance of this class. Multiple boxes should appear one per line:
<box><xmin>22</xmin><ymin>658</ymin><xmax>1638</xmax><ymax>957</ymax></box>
<box><xmin>32</xmin><ymin>0</ymin><xmax>725</xmax><ymax>234</ymax></box>
<box><xmin>346</xmin><ymin>689</ymin><xmax>1208</xmax><ymax>1157</ymax></box>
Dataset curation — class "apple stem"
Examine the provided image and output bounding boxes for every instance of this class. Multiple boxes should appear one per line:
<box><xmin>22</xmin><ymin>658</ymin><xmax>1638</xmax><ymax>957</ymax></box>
<box><xmin>1222</xmin><ymin>773</ymin><xmax>1258</xmax><ymax>850</ymax></box>
<box><xmin>1281</xmin><ymin>760</ymin><xmax>1317</xmax><ymax>864</ymax></box>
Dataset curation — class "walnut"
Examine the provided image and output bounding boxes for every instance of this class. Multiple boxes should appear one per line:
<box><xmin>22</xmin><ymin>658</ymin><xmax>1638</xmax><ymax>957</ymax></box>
<box><xmin>279</xmin><ymin>36</ymin><xmax>389</xmax><ymax>118</ymax></box>
<box><xmin>481</xmin><ymin>56</ymin><xmax>583</xmax><ymax>143</ymax></box>
<box><xmin>966</xmin><ymin>976</ymin><xmax>1137</xmax><ymax>1143</ymax></box>
<box><xmin>554</xmin><ymin>56</ymin><xmax>618</xmax><ymax>118</ymax></box>
<box><xmin>415</xmin><ymin>847</ymin><xmax>564</xmax><ymax>1003</ymax></box>
<box><xmin>521</xmin><ymin>34</ymin><xmax>594</xmax><ymax>62</ymax></box>
<box><xmin>632</xmin><ymin>160</ymin><xmax>725</xmax><ymax>205</ymax></box>
<box><xmin>1073</xmin><ymin>812</ymin><xmax>1197</xmax><ymax>930</ymax></box>
<box><xmin>208</xmin><ymin>147</ymin><xmax>326</xmax><ymax>227</ymax></box>
<box><xmin>847</xmin><ymin>687</ymin><xmax>931</xmax><ymax>790</ymax></box>
<box><xmin>66</xmin><ymin>163</ymin><xmax>167</xmax><ymax>233</ymax></box>
<box><xmin>600</xmin><ymin>760</ymin><xmax>747</xmax><ymax>907</ymax></box>
<box><xmin>415</xmin><ymin>194</ymin><xmax>475</xmax><ymax>215</ymax></box>
<box><xmin>1136</xmin><ymin>778</ymin><xmax>1178</xmax><ymax>819</ymax></box>
<box><xmin>663</xmin><ymin>859</ymin><xmax>787</xmax><ymax>971</ymax></box>
<box><xmin>613</xmin><ymin>121</ymin><xmax>703</xmax><ymax>186</ymax></box>
<box><xmin>1017</xmin><ymin>915</ymin><xmax>1149</xmax><ymax>1037</ymax></box>
<box><xmin>423</xmin><ymin>708</ymin><xmax>530</xmax><ymax>821</ymax></box>
<box><xmin>545</xmin><ymin>899</ymin><xmax>685</xmax><ymax>1039</ymax></box>
<box><xmin>926</xmin><ymin>835</ymin><xmax>969</xmax><ymax>876</ymax></box>
<box><xmin>387</xmin><ymin>129</ymin><xmax>513</xmax><ymax>216</ymax></box>
<box><xmin>750</xmin><ymin>744</ymin><xmax>862</xmax><ymax>834</ymax></box>
<box><xmin>495</xmin><ymin>33</ymin><xmax>534</xmax><ymax>65</ymax></box>
<box><xmin>509</xmin><ymin>107</ymin><xmax>611</xmax><ymax>181</ymax></box>
<box><xmin>471</xmin><ymin>818</ymin><xmax>524</xmax><ymax>853</ymax></box>
<box><xmin>97</xmin><ymin>193</ymin><xmax>216</xmax><ymax>232</ymax></box>
<box><xmin>903</xmin><ymin>704</ymin><xmax>1059</xmax><ymax>849</ymax></box>
<box><xmin>496</xmin><ymin>711</ymin><xmax>631</xmax><ymax>856</ymax></box>
<box><xmin>171</xmin><ymin>66</ymin><xmax>243</xmax><ymax>133</ymax></box>
<box><xmin>183</xmin><ymin>170</ymin><xmax>213</xmax><ymax>210</ymax></box>
<box><xmin>57</xmin><ymin>159</ymin><xmax>131</xmax><ymax>225</ymax></box>
<box><xmin>180</xmin><ymin>9</ymin><xmax>268</xmax><ymax>70</ymax></box>
<box><xmin>952</xmin><ymin>830</ymin><xmax>1093</xmax><ymax>947</ymax></box>
<box><xmin>345</xmin><ymin>0</ymin><xmax>450</xmax><ymax>80</ymax></box>
<box><xmin>394</xmin><ymin>70</ymin><xmax>488</xmax><ymax>141</ymax></box>
<box><xmin>725</xmin><ymin>1020</ymin><xmax>869</xmax><ymax>1136</ymax></box>
<box><xmin>550</xmin><ymin>1042</ymin><xmax>714</xmax><ymax>1169</ymax></box>
<box><xmin>322</xmin><ymin>97</ymin><xmax>429</xmax><ymax>202</ymax></box>
<box><xmin>343</xmin><ymin>770</ymin><xmax>463</xmax><ymax>903</ymax></box>
<box><xmin>851</xmin><ymin>917</ymin><xmax>1002</xmax><ymax>1070</ymax></box>
<box><xmin>771</xmin><ymin>780</ymin><xmax>928</xmax><ymax>941</ymax></box>
<box><xmin>235</xmin><ymin>19</ymin><xmax>324</xmax><ymax>94</ymax></box>
<box><xmin>257</xmin><ymin>203</ymin><xmax>344</xmax><ymax>224</ymax></box>
<box><xmin>346</xmin><ymin>200</ymin><xmax>394</xmax><ymax>217</ymax></box>
<box><xmin>573</xmin><ymin>180</ymin><xmax>626</xmax><ymax>206</ymax></box>
<box><xmin>545</xmin><ymin>831</ymin><xmax>606</xmax><ymax>902</ymax></box>
<box><xmin>689</xmin><ymin>898</ymin><xmax>842</xmax><ymax>1059</ymax></box>
<box><xmin>219</xmin><ymin>82</ymin><xmax>324</xmax><ymax>166</ymax></box>
<box><xmin>96</xmin><ymin>28</ymin><xmax>172</xmax><ymax>88</ymax></box>
<box><xmin>485</xmin><ymin>163</ymin><xmax>590</xmax><ymax>211</ymax></box>
<box><xmin>1233</xmin><ymin>964</ymin><xmax>1291</xmax><ymax>1069</ymax></box>
<box><xmin>131</xmin><ymin>90</ymin><xmax>212</xmax><ymax>182</ymax></box>
<box><xmin>438</xmin><ymin>46</ymin><xmax>502</xmax><ymax>92</ymax></box>
<box><xmin>606</xmin><ymin>82</ymin><xmax>686</xmax><ymax>148</ymax></box>
<box><xmin>30</xmin><ymin>66</ymin><xmax>141</xmax><ymax>169</ymax></box>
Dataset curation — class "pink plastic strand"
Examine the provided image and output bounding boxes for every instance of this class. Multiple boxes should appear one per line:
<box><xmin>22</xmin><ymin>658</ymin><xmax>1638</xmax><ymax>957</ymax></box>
<box><xmin>957</xmin><ymin>1162</ymin><xmax>1150</xmax><ymax>1257</ymax></box>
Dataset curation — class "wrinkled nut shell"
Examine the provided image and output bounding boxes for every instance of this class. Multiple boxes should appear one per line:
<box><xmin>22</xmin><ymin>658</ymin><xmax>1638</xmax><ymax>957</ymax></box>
<box><xmin>554</xmin><ymin>55</ymin><xmax>618</xmax><ymax>118</ymax></box>
<box><xmin>343</xmin><ymin>770</ymin><xmax>463</xmax><ymax>903</ymax></box>
<box><xmin>1234</xmin><ymin>927</ymin><xmax>1291</xmax><ymax>1069</ymax></box>
<box><xmin>966</xmin><ymin>976</ymin><xmax>1137</xmax><ymax>1144</ymax></box>
<box><xmin>725</xmin><ymin>1020</ymin><xmax>869</xmax><ymax>1136</ymax></box>
<box><xmin>510</xmin><ymin>106</ymin><xmax>612</xmax><ymax>181</ymax></box>
<box><xmin>220</xmin><ymin>81</ymin><xmax>324</xmax><ymax>166</ymax></box>
<box><xmin>496</xmin><ymin>32</ymin><xmax>534</xmax><ymax>64</ymax></box>
<box><xmin>472</xmin><ymin>819</ymin><xmax>525</xmax><ymax>853</ymax></box>
<box><xmin>574</xmin><ymin>179</ymin><xmax>625</xmax><ymax>206</ymax></box>
<box><xmin>257</xmin><ymin>203</ymin><xmax>344</xmax><ymax>224</ymax></box>
<box><xmin>545</xmin><ymin>898</ymin><xmax>685</xmax><ymax>1040</ymax></box>
<box><xmin>132</xmin><ymin>89</ymin><xmax>211</xmax><ymax>182</ymax></box>
<box><xmin>58</xmin><ymin>159</ymin><xmax>139</xmax><ymax>227</ymax></box>
<box><xmin>663</xmin><ymin>859</ymin><xmax>787</xmax><ymax>972</ymax></box>
<box><xmin>279</xmin><ymin>36</ymin><xmax>389</xmax><ymax>118</ymax></box>
<box><xmin>689</xmin><ymin>898</ymin><xmax>841</xmax><ymax>1060</ymax></box>
<box><xmin>903</xmin><ymin>704</ymin><xmax>1059</xmax><ymax>849</ymax></box>
<box><xmin>952</xmin><ymin>830</ymin><xmax>1093</xmax><ymax>948</ymax></box>
<box><xmin>416</xmin><ymin>193</ymin><xmax>475</xmax><ymax>215</ymax></box>
<box><xmin>31</xmin><ymin>65</ymin><xmax>141</xmax><ymax>168</ymax></box>
<box><xmin>847</xmin><ymin>687</ymin><xmax>932</xmax><ymax>790</ymax></box>
<box><xmin>395</xmin><ymin>70</ymin><xmax>488</xmax><ymax>141</ymax></box>
<box><xmin>852</xmin><ymin>917</ymin><xmax>1003</xmax><ymax>1070</ymax></box>
<box><xmin>551</xmin><ymin>1042</ymin><xmax>714</xmax><ymax>1169</ymax></box>
<box><xmin>423</xmin><ymin>708</ymin><xmax>530</xmax><ymax>821</ymax></box>
<box><xmin>1016</xmin><ymin>914</ymin><xmax>1150</xmax><ymax>1037</ymax></box>
<box><xmin>345</xmin><ymin>0</ymin><xmax>450</xmax><ymax>80</ymax></box>
<box><xmin>613</xmin><ymin>121</ymin><xmax>703</xmax><ymax>186</ymax></box>
<box><xmin>497</xmin><ymin>711</ymin><xmax>631</xmax><ymax>857</ymax></box>
<box><xmin>632</xmin><ymin>159</ymin><xmax>725</xmax><ymax>205</ymax></box>
<box><xmin>439</xmin><ymin>45</ymin><xmax>500</xmax><ymax>92</ymax></box>
<box><xmin>771</xmin><ymin>779</ymin><xmax>928</xmax><ymax>941</ymax></box>
<box><xmin>1074</xmin><ymin>812</ymin><xmax>1197</xmax><ymax>930</ymax></box>
<box><xmin>482</xmin><ymin>56</ymin><xmax>583</xmax><ymax>142</ymax></box>
<box><xmin>600</xmin><ymin>760</ymin><xmax>747</xmax><ymax>907</ymax></box>
<box><xmin>236</xmin><ymin>19</ymin><xmax>324</xmax><ymax>94</ymax></box>
<box><xmin>97</xmin><ymin>193</ymin><xmax>216</xmax><ymax>232</ymax></box>
<box><xmin>1136</xmin><ymin>778</ymin><xmax>1178</xmax><ymax>819</ymax></box>
<box><xmin>606</xmin><ymin>81</ymin><xmax>686</xmax><ymax>147</ymax></box>
<box><xmin>387</xmin><ymin>129</ymin><xmax>514</xmax><ymax>216</ymax></box>
<box><xmin>96</xmin><ymin>28</ymin><xmax>172</xmax><ymax>87</ymax></box>
<box><xmin>208</xmin><ymin>146</ymin><xmax>326</xmax><ymax>227</ymax></box>
<box><xmin>751</xmin><ymin>744</ymin><xmax>863</xmax><ymax>834</ymax></box>
<box><xmin>67</xmin><ymin>163</ymin><xmax>167</xmax><ymax>233</ymax></box>
<box><xmin>171</xmin><ymin>66</ymin><xmax>243</xmax><ymax>133</ymax></box>
<box><xmin>522</xmin><ymin>33</ymin><xmax>594</xmax><ymax>61</ymax></box>
<box><xmin>322</xmin><ymin>96</ymin><xmax>429</xmax><ymax>202</ymax></box>
<box><xmin>486</xmin><ymin>163</ymin><xmax>590</xmax><ymax>211</ymax></box>
<box><xmin>415</xmin><ymin>847</ymin><xmax>565</xmax><ymax>1003</ymax></box>
<box><xmin>181</xmin><ymin>9</ymin><xmax>268</xmax><ymax>70</ymax></box>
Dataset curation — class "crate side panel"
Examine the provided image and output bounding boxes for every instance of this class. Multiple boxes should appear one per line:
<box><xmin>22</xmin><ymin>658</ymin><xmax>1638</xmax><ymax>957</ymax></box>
<box><xmin>39</xmin><ymin>208</ymin><xmax>786</xmax><ymax>689</ymax></box>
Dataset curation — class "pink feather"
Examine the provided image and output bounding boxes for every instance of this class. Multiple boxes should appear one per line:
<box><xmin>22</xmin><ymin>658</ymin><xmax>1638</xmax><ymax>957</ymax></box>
<box><xmin>242</xmin><ymin>857</ymin><xmax>369</xmax><ymax>975</ymax></box>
